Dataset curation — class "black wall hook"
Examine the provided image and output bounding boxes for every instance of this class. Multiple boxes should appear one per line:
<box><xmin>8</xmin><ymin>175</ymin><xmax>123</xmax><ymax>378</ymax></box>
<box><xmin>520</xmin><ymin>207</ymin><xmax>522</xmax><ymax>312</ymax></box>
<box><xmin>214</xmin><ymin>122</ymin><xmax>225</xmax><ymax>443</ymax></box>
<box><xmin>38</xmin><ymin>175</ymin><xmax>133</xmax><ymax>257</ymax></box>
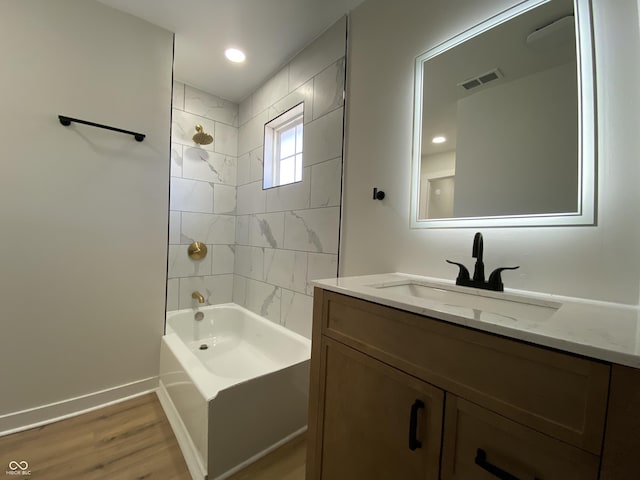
<box><xmin>373</xmin><ymin>187</ymin><xmax>385</xmax><ymax>200</ymax></box>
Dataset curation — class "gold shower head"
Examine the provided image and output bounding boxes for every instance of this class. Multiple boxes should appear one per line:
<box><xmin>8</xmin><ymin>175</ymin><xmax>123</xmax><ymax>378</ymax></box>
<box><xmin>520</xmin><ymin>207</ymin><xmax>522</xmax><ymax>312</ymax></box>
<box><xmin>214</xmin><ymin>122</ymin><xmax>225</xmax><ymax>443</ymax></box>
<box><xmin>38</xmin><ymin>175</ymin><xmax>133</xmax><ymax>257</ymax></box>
<box><xmin>192</xmin><ymin>125</ymin><xmax>213</xmax><ymax>145</ymax></box>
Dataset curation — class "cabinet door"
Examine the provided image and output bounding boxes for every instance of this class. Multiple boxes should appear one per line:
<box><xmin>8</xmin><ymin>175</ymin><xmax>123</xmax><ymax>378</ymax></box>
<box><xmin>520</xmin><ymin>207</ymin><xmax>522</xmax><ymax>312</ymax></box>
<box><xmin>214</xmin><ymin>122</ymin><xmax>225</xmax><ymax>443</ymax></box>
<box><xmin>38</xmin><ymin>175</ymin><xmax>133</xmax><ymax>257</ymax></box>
<box><xmin>314</xmin><ymin>337</ymin><xmax>443</xmax><ymax>480</ymax></box>
<box><xmin>441</xmin><ymin>395</ymin><xmax>600</xmax><ymax>480</ymax></box>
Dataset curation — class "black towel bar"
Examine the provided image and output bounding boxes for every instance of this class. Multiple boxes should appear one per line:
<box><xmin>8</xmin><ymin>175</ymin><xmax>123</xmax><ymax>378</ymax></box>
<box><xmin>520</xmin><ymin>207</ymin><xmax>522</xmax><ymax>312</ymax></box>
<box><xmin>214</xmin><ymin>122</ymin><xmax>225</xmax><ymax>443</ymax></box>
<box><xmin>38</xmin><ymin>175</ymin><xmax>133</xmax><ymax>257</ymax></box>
<box><xmin>58</xmin><ymin>115</ymin><xmax>145</xmax><ymax>142</ymax></box>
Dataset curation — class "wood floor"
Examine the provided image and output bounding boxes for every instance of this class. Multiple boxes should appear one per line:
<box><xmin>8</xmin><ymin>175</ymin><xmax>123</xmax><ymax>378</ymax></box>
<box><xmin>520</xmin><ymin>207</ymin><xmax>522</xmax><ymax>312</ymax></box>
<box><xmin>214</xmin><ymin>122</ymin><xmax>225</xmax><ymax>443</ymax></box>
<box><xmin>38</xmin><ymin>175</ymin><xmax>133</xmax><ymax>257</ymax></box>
<box><xmin>0</xmin><ymin>392</ymin><xmax>306</xmax><ymax>480</ymax></box>
<box><xmin>0</xmin><ymin>393</ymin><xmax>190</xmax><ymax>479</ymax></box>
<box><xmin>227</xmin><ymin>433</ymin><xmax>306</xmax><ymax>480</ymax></box>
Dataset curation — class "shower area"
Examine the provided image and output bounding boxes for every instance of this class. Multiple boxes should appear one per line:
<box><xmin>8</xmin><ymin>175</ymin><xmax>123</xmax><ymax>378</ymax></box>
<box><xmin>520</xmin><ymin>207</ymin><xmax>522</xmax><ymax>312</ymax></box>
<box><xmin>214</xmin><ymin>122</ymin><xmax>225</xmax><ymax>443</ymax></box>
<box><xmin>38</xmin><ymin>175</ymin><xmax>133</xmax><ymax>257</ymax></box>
<box><xmin>158</xmin><ymin>17</ymin><xmax>347</xmax><ymax>480</ymax></box>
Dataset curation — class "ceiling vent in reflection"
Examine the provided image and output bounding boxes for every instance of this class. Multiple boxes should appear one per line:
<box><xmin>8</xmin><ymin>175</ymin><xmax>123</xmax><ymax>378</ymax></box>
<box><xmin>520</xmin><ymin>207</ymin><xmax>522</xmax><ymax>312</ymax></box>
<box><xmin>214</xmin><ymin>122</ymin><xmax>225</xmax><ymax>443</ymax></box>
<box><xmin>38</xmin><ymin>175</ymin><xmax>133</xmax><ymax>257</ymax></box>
<box><xmin>458</xmin><ymin>68</ymin><xmax>504</xmax><ymax>91</ymax></box>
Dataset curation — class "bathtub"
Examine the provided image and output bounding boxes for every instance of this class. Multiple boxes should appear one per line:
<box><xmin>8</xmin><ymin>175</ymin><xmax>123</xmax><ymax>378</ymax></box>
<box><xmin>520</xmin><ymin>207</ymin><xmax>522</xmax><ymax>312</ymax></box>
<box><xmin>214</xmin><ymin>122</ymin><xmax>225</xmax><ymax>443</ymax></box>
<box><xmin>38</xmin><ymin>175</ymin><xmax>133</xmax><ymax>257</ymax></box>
<box><xmin>157</xmin><ymin>303</ymin><xmax>311</xmax><ymax>480</ymax></box>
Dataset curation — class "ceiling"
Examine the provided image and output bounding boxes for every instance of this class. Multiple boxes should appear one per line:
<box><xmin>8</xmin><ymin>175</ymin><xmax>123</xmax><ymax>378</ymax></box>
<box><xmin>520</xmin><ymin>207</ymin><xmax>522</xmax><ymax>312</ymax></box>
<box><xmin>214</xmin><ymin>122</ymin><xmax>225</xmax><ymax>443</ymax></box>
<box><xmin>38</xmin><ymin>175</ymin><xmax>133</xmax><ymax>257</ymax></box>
<box><xmin>97</xmin><ymin>0</ymin><xmax>364</xmax><ymax>103</ymax></box>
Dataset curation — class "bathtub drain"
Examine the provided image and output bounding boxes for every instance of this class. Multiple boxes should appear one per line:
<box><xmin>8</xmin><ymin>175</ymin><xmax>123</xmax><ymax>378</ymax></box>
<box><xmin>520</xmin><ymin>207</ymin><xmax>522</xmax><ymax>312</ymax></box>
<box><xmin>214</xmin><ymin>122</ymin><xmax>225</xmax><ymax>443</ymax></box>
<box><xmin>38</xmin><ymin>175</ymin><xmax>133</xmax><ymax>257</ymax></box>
<box><xmin>199</xmin><ymin>344</ymin><xmax>208</xmax><ymax>350</ymax></box>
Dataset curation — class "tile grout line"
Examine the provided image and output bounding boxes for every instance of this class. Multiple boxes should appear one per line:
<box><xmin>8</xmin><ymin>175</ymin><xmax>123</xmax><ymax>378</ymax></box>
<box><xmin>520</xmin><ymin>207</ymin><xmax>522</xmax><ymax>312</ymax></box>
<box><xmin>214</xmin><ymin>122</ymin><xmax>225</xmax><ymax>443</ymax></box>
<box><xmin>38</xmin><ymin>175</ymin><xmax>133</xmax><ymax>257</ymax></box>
<box><xmin>173</xmin><ymin>105</ymin><xmax>239</xmax><ymax>129</ymax></box>
<box><xmin>235</xmin><ymin>154</ymin><xmax>341</xmax><ymax>188</ymax></box>
<box><xmin>236</xmin><ymin>55</ymin><xmax>346</xmax><ymax>129</ymax></box>
<box><xmin>236</xmin><ymin>274</ymin><xmax>312</xmax><ymax>299</ymax></box>
<box><xmin>236</xmin><ymin>204</ymin><xmax>341</xmax><ymax>217</ymax></box>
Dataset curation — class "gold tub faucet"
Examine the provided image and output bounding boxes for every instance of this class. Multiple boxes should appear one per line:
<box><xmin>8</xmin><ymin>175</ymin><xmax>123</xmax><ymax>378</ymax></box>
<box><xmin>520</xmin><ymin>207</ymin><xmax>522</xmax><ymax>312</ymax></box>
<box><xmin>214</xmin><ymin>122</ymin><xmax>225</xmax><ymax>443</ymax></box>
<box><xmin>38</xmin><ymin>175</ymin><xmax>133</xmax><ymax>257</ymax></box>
<box><xmin>191</xmin><ymin>291</ymin><xmax>205</xmax><ymax>304</ymax></box>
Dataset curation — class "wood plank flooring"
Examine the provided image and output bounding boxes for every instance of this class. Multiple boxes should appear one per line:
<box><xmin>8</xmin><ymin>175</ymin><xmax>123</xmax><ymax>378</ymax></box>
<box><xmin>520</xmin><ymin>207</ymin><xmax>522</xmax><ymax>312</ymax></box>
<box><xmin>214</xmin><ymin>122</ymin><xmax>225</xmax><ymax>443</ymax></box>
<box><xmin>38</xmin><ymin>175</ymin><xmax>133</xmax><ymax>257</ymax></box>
<box><xmin>227</xmin><ymin>433</ymin><xmax>306</xmax><ymax>480</ymax></box>
<box><xmin>0</xmin><ymin>392</ymin><xmax>306</xmax><ymax>480</ymax></box>
<box><xmin>0</xmin><ymin>393</ymin><xmax>190</xmax><ymax>480</ymax></box>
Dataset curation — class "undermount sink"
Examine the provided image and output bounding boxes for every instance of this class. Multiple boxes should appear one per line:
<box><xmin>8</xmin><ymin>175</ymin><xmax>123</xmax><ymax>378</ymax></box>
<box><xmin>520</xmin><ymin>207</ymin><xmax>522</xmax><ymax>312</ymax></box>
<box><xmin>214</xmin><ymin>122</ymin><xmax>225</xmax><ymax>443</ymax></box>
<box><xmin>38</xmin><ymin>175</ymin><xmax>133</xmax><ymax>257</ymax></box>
<box><xmin>369</xmin><ymin>281</ymin><xmax>561</xmax><ymax>323</ymax></box>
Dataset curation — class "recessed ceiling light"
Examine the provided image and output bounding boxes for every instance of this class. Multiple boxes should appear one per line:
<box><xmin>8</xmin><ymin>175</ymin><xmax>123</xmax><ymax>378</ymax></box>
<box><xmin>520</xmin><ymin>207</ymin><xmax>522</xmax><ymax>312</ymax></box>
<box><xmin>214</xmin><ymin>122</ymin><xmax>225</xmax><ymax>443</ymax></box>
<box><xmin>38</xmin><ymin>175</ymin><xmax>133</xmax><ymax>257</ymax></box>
<box><xmin>432</xmin><ymin>136</ymin><xmax>446</xmax><ymax>144</ymax></box>
<box><xmin>224</xmin><ymin>48</ymin><xmax>246</xmax><ymax>63</ymax></box>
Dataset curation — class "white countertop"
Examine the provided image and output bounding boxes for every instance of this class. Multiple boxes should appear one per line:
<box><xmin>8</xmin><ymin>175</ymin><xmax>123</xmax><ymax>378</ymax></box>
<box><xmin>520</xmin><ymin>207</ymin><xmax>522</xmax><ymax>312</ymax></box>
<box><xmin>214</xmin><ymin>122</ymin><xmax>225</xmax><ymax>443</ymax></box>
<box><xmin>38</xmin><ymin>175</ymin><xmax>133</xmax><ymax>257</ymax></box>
<box><xmin>313</xmin><ymin>273</ymin><xmax>640</xmax><ymax>368</ymax></box>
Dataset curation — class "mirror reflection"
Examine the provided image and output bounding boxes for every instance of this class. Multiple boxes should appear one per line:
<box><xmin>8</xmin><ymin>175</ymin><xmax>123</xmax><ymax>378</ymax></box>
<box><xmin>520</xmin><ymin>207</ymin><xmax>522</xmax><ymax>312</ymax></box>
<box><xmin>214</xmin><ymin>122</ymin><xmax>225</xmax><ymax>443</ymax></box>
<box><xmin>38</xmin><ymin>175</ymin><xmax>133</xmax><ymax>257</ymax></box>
<box><xmin>412</xmin><ymin>0</ymin><xmax>595</xmax><ymax>227</ymax></box>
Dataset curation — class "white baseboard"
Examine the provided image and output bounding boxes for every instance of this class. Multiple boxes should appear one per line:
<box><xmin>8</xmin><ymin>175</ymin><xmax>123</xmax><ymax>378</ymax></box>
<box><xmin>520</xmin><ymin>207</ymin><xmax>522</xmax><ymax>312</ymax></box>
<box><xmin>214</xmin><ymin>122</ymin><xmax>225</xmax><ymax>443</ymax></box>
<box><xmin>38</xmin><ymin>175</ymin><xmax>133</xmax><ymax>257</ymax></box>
<box><xmin>156</xmin><ymin>381</ymin><xmax>207</xmax><ymax>480</ymax></box>
<box><xmin>0</xmin><ymin>376</ymin><xmax>158</xmax><ymax>437</ymax></box>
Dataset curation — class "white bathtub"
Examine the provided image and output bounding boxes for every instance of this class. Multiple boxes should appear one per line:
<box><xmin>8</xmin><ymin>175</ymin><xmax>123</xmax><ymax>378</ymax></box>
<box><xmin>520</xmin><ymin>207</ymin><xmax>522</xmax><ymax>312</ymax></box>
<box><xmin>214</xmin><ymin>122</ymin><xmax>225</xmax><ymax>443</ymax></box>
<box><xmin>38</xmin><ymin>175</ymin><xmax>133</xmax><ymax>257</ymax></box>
<box><xmin>157</xmin><ymin>303</ymin><xmax>311</xmax><ymax>480</ymax></box>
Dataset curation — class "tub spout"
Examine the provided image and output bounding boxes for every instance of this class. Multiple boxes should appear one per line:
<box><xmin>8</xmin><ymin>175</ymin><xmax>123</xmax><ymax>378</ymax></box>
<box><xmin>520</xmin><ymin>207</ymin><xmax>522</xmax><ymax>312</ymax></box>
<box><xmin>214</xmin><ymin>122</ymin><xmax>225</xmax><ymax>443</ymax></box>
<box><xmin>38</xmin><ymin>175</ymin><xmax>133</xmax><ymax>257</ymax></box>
<box><xmin>191</xmin><ymin>291</ymin><xmax>205</xmax><ymax>304</ymax></box>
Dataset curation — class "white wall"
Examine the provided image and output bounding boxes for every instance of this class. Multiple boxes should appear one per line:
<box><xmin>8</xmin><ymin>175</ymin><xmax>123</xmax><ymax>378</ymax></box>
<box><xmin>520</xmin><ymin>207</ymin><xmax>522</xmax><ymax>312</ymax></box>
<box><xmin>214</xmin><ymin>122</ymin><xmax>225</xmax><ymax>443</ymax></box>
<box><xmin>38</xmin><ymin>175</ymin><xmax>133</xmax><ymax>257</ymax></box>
<box><xmin>167</xmin><ymin>84</ymin><xmax>238</xmax><ymax>310</ymax></box>
<box><xmin>342</xmin><ymin>0</ymin><xmax>640</xmax><ymax>305</ymax></box>
<box><xmin>454</xmin><ymin>63</ymin><xmax>578</xmax><ymax>217</ymax></box>
<box><xmin>0</xmin><ymin>0</ymin><xmax>173</xmax><ymax>428</ymax></box>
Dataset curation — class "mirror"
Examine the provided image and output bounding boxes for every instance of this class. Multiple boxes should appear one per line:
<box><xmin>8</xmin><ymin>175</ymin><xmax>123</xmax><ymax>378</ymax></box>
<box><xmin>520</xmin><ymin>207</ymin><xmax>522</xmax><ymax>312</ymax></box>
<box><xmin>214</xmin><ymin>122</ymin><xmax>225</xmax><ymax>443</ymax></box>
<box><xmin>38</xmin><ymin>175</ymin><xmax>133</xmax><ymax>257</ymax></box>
<box><xmin>411</xmin><ymin>0</ymin><xmax>595</xmax><ymax>228</ymax></box>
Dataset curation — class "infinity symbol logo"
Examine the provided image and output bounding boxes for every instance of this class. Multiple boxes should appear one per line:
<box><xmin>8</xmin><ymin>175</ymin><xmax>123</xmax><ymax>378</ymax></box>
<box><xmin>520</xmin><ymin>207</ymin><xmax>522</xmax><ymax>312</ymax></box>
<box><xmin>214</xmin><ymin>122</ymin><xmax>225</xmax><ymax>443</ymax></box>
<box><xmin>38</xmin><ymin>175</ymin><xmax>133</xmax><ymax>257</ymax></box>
<box><xmin>8</xmin><ymin>461</ymin><xmax>29</xmax><ymax>471</ymax></box>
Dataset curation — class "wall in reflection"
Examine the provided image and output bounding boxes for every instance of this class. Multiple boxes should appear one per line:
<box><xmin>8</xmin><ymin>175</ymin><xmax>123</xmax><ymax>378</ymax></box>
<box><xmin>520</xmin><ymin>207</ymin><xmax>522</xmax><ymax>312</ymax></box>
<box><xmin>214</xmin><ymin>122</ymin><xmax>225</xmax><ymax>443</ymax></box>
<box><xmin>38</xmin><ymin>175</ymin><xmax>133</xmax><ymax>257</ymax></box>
<box><xmin>454</xmin><ymin>61</ymin><xmax>578</xmax><ymax>218</ymax></box>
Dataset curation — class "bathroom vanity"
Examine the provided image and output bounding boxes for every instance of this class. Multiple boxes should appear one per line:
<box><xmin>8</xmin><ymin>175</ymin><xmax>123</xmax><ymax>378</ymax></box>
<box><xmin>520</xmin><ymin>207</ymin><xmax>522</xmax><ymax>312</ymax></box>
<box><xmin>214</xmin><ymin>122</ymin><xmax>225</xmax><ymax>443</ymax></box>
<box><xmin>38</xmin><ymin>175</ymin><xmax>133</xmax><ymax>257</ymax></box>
<box><xmin>306</xmin><ymin>274</ymin><xmax>640</xmax><ymax>479</ymax></box>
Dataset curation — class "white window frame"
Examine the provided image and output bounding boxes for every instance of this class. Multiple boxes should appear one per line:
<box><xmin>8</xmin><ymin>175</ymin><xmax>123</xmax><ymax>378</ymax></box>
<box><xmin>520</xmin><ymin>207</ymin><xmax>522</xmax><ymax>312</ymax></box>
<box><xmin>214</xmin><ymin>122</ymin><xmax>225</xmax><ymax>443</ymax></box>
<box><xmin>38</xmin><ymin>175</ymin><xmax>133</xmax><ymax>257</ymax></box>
<box><xmin>263</xmin><ymin>102</ymin><xmax>304</xmax><ymax>189</ymax></box>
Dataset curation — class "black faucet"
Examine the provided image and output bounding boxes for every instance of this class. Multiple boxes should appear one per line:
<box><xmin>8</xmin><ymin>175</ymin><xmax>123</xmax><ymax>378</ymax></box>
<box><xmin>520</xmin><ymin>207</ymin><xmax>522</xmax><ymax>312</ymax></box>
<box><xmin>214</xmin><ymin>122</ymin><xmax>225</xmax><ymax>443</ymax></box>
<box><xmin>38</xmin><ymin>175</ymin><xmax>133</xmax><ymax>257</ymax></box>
<box><xmin>446</xmin><ymin>232</ymin><xmax>519</xmax><ymax>292</ymax></box>
<box><xmin>472</xmin><ymin>232</ymin><xmax>484</xmax><ymax>282</ymax></box>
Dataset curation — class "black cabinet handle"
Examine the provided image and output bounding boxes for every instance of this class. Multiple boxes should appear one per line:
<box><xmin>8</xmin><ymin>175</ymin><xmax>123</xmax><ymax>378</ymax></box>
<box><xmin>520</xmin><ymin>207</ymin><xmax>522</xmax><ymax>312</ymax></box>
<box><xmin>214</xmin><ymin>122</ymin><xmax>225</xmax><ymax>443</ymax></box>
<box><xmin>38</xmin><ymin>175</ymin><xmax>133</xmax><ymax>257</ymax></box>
<box><xmin>475</xmin><ymin>449</ymin><xmax>540</xmax><ymax>480</ymax></box>
<box><xmin>408</xmin><ymin>399</ymin><xmax>424</xmax><ymax>451</ymax></box>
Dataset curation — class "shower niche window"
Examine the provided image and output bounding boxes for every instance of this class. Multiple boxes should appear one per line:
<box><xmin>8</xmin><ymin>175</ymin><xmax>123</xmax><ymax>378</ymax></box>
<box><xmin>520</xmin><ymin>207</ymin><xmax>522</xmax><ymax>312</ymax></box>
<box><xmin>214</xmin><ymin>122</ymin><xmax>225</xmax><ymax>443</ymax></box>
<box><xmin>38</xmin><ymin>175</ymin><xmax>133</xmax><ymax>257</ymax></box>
<box><xmin>263</xmin><ymin>102</ymin><xmax>304</xmax><ymax>188</ymax></box>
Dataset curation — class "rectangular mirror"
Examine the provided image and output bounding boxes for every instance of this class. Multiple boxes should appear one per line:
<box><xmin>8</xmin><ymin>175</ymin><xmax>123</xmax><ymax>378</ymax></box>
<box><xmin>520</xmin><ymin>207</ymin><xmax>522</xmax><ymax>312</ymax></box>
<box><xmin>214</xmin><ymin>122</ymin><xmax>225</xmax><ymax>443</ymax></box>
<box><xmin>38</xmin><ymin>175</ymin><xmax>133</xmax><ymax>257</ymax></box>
<box><xmin>411</xmin><ymin>0</ymin><xmax>596</xmax><ymax>228</ymax></box>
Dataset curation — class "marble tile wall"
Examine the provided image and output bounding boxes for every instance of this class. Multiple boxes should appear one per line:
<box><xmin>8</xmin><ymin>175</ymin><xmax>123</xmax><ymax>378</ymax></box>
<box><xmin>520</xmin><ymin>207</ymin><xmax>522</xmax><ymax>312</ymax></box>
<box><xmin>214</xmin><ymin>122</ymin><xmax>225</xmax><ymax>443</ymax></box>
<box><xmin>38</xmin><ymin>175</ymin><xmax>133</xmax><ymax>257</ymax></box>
<box><xmin>233</xmin><ymin>17</ymin><xmax>347</xmax><ymax>339</ymax></box>
<box><xmin>168</xmin><ymin>83</ymin><xmax>239</xmax><ymax>310</ymax></box>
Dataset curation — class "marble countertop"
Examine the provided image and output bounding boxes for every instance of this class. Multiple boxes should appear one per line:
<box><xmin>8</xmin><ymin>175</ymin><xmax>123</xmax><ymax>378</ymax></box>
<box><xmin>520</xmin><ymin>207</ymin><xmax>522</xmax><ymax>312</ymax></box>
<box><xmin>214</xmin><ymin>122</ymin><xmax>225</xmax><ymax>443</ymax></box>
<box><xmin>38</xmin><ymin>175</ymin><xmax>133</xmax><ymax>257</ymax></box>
<box><xmin>313</xmin><ymin>273</ymin><xmax>640</xmax><ymax>368</ymax></box>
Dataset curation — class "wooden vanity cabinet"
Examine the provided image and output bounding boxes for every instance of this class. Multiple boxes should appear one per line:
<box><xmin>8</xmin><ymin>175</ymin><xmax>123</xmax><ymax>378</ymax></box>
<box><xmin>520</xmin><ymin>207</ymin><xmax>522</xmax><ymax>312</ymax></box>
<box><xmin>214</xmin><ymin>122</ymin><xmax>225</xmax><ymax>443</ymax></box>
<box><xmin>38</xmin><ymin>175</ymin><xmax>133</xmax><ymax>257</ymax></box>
<box><xmin>315</xmin><ymin>338</ymin><xmax>443</xmax><ymax>480</ymax></box>
<box><xmin>306</xmin><ymin>288</ymin><xmax>617</xmax><ymax>480</ymax></box>
<box><xmin>599</xmin><ymin>365</ymin><xmax>640</xmax><ymax>479</ymax></box>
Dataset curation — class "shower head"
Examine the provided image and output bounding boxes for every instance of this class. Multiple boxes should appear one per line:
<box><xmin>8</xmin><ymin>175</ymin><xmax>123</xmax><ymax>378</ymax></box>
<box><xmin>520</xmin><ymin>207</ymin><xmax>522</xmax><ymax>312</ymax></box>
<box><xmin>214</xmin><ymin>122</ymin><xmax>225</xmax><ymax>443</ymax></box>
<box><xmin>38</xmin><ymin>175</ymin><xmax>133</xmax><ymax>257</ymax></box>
<box><xmin>192</xmin><ymin>125</ymin><xmax>213</xmax><ymax>145</ymax></box>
